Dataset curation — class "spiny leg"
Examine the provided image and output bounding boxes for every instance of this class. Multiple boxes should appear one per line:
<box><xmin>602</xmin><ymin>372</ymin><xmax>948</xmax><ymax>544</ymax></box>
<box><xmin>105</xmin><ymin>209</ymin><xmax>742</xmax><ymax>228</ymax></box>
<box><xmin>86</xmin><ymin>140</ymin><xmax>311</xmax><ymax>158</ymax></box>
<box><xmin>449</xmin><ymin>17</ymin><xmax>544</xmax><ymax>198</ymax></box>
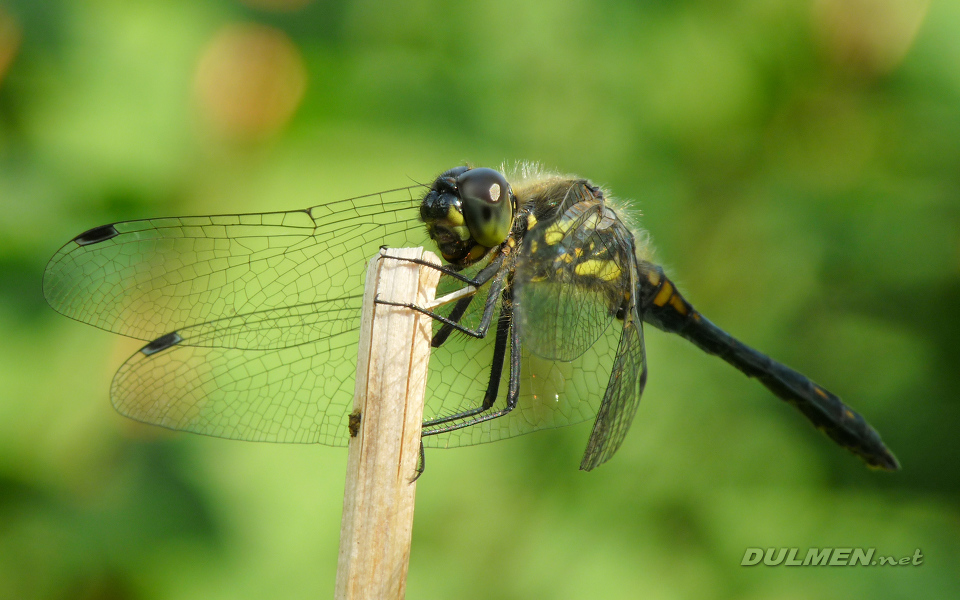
<box><xmin>421</xmin><ymin>301</ymin><xmax>511</xmax><ymax>428</ymax></box>
<box><xmin>376</xmin><ymin>267</ymin><xmax>507</xmax><ymax>340</ymax></box>
<box><xmin>411</xmin><ymin>439</ymin><xmax>425</xmax><ymax>482</ymax></box>
<box><xmin>376</xmin><ymin>249</ymin><xmax>521</xmax><ymax>446</ymax></box>
<box><xmin>421</xmin><ymin>293</ymin><xmax>521</xmax><ymax>437</ymax></box>
<box><xmin>431</xmin><ymin>294</ymin><xmax>474</xmax><ymax>348</ymax></box>
<box><xmin>379</xmin><ymin>247</ymin><xmax>505</xmax><ymax>287</ymax></box>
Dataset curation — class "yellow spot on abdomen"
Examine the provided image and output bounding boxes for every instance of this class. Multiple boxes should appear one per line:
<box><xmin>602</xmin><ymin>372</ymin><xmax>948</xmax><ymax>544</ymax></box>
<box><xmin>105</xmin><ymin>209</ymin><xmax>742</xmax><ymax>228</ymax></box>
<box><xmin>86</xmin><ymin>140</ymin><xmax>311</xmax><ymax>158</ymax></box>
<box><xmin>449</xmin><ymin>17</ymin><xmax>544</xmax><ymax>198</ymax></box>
<box><xmin>653</xmin><ymin>280</ymin><xmax>673</xmax><ymax>307</ymax></box>
<box><xmin>669</xmin><ymin>293</ymin><xmax>689</xmax><ymax>315</ymax></box>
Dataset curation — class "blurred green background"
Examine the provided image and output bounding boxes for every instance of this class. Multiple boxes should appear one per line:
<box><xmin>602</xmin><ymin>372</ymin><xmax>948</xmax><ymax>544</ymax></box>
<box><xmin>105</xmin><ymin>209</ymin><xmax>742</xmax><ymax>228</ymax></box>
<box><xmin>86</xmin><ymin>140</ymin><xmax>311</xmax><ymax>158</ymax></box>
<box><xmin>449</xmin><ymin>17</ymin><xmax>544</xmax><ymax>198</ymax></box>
<box><xmin>1</xmin><ymin>0</ymin><xmax>958</xmax><ymax>598</ymax></box>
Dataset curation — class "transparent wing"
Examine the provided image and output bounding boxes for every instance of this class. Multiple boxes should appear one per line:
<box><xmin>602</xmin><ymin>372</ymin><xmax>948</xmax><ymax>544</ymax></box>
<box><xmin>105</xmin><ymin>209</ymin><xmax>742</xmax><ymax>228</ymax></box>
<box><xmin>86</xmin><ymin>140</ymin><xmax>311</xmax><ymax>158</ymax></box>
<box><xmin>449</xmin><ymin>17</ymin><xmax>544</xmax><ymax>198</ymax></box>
<box><xmin>48</xmin><ymin>181</ymin><xmax>640</xmax><ymax>451</ymax></box>
<box><xmin>43</xmin><ymin>186</ymin><xmax>429</xmax><ymax>345</ymax></box>
<box><xmin>422</xmin><ymin>299</ymin><xmax>625</xmax><ymax>448</ymax></box>
<box><xmin>511</xmin><ymin>191</ymin><xmax>646</xmax><ymax>465</ymax></box>
<box><xmin>514</xmin><ymin>196</ymin><xmax>634</xmax><ymax>362</ymax></box>
<box><xmin>417</xmin><ymin>236</ymin><xmax>631</xmax><ymax>449</ymax></box>
<box><xmin>579</xmin><ymin>307</ymin><xmax>647</xmax><ymax>470</ymax></box>
<box><xmin>151</xmin><ymin>296</ymin><xmax>363</xmax><ymax>350</ymax></box>
<box><xmin>111</xmin><ymin>303</ymin><xmax>363</xmax><ymax>444</ymax></box>
<box><xmin>109</xmin><ymin>291</ymin><xmax>623</xmax><ymax>447</ymax></box>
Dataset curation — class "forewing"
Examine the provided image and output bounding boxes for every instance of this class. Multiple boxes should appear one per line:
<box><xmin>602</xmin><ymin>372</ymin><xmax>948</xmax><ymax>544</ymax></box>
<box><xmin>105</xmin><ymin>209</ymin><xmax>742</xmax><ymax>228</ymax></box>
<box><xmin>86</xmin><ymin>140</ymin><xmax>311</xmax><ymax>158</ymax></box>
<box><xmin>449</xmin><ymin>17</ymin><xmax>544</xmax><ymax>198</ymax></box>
<box><xmin>44</xmin><ymin>186</ymin><xmax>428</xmax><ymax>345</ymax></box>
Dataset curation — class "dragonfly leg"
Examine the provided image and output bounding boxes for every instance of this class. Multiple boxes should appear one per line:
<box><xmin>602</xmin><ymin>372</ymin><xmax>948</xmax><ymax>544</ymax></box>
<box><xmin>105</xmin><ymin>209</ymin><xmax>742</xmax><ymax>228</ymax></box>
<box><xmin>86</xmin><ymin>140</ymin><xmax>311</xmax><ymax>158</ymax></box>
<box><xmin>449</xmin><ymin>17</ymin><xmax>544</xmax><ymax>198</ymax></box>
<box><xmin>431</xmin><ymin>294</ymin><xmax>474</xmax><ymax>347</ymax></box>
<box><xmin>422</xmin><ymin>302</ymin><xmax>511</xmax><ymax>428</ymax></box>
<box><xmin>376</xmin><ymin>264</ymin><xmax>507</xmax><ymax>340</ymax></box>
<box><xmin>420</xmin><ymin>295</ymin><xmax>521</xmax><ymax>435</ymax></box>
<box><xmin>378</xmin><ymin>248</ymin><xmax>521</xmax><ymax>437</ymax></box>
<box><xmin>410</xmin><ymin>439</ymin><xmax>425</xmax><ymax>482</ymax></box>
<box><xmin>379</xmin><ymin>247</ymin><xmax>505</xmax><ymax>287</ymax></box>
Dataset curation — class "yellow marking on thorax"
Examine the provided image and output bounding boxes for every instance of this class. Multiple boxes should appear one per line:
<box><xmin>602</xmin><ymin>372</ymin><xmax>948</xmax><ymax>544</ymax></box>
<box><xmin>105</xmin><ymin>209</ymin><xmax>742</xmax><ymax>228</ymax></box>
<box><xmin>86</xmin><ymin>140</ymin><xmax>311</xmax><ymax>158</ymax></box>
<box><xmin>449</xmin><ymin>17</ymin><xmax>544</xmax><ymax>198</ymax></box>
<box><xmin>544</xmin><ymin>229</ymin><xmax>565</xmax><ymax>245</ymax></box>
<box><xmin>575</xmin><ymin>259</ymin><xmax>622</xmax><ymax>282</ymax></box>
<box><xmin>646</xmin><ymin>269</ymin><xmax>661</xmax><ymax>286</ymax></box>
<box><xmin>652</xmin><ymin>280</ymin><xmax>674</xmax><ymax>307</ymax></box>
<box><xmin>526</xmin><ymin>214</ymin><xmax>538</xmax><ymax>229</ymax></box>
<box><xmin>543</xmin><ymin>219</ymin><xmax>574</xmax><ymax>245</ymax></box>
<box><xmin>465</xmin><ymin>244</ymin><xmax>489</xmax><ymax>262</ymax></box>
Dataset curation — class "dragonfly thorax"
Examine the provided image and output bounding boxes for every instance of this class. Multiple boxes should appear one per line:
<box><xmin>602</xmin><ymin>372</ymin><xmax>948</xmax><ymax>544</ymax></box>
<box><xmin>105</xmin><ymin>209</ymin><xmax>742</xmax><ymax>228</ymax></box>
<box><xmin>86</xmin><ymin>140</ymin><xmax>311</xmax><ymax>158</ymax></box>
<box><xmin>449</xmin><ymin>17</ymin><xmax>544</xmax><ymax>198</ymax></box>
<box><xmin>420</xmin><ymin>167</ymin><xmax>515</xmax><ymax>266</ymax></box>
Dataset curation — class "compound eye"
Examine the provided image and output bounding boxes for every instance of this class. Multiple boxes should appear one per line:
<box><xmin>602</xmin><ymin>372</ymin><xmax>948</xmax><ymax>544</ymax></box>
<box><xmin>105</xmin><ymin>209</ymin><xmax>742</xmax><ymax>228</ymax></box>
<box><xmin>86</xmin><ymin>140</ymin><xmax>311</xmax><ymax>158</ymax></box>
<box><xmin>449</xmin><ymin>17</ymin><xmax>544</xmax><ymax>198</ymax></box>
<box><xmin>457</xmin><ymin>168</ymin><xmax>513</xmax><ymax>247</ymax></box>
<box><xmin>458</xmin><ymin>167</ymin><xmax>508</xmax><ymax>206</ymax></box>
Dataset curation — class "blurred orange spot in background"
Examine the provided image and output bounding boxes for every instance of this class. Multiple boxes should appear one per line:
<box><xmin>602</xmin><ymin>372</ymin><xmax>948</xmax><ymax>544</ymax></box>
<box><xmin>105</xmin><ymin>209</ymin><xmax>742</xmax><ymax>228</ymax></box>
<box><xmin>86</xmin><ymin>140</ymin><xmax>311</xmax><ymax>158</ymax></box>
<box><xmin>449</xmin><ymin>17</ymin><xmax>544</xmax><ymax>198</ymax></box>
<box><xmin>0</xmin><ymin>7</ymin><xmax>21</xmax><ymax>88</ymax></box>
<box><xmin>813</xmin><ymin>0</ymin><xmax>930</xmax><ymax>77</ymax></box>
<box><xmin>194</xmin><ymin>23</ymin><xmax>307</xmax><ymax>141</ymax></box>
<box><xmin>239</xmin><ymin>0</ymin><xmax>314</xmax><ymax>11</ymax></box>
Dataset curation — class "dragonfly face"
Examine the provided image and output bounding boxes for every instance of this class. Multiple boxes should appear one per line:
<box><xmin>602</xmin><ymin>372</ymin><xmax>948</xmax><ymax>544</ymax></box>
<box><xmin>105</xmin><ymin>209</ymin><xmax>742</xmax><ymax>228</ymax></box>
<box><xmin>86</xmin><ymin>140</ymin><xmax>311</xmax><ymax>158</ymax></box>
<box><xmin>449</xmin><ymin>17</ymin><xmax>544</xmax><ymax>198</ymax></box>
<box><xmin>420</xmin><ymin>167</ymin><xmax>515</xmax><ymax>265</ymax></box>
<box><xmin>43</xmin><ymin>165</ymin><xmax>900</xmax><ymax>472</ymax></box>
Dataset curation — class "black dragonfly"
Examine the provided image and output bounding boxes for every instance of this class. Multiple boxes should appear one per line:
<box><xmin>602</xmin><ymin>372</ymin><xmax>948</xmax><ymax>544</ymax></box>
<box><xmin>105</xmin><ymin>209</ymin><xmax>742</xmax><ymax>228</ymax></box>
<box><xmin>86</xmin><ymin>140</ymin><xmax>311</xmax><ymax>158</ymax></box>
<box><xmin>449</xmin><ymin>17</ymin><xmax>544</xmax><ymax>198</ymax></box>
<box><xmin>43</xmin><ymin>165</ymin><xmax>899</xmax><ymax>471</ymax></box>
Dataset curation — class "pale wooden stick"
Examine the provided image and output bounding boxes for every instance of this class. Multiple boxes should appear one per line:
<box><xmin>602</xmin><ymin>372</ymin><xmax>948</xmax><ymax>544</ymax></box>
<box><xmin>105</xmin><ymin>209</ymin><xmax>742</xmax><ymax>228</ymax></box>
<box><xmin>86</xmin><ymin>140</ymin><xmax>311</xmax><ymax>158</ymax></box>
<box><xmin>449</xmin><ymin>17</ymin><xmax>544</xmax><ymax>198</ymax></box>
<box><xmin>335</xmin><ymin>247</ymin><xmax>441</xmax><ymax>600</ymax></box>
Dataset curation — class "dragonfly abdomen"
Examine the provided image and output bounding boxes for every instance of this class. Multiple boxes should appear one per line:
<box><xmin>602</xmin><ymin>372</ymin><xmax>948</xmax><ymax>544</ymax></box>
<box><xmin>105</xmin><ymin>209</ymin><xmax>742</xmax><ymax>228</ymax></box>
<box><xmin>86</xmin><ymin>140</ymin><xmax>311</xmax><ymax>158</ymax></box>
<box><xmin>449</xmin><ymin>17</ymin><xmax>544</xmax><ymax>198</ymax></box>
<box><xmin>637</xmin><ymin>264</ymin><xmax>899</xmax><ymax>471</ymax></box>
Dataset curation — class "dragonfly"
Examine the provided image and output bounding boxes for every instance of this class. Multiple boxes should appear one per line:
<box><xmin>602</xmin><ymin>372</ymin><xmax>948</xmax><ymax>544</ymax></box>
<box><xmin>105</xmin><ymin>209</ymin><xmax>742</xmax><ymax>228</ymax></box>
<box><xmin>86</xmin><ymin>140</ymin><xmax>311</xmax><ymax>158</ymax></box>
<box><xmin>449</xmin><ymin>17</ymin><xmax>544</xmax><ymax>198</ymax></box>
<box><xmin>43</xmin><ymin>164</ymin><xmax>899</xmax><ymax>471</ymax></box>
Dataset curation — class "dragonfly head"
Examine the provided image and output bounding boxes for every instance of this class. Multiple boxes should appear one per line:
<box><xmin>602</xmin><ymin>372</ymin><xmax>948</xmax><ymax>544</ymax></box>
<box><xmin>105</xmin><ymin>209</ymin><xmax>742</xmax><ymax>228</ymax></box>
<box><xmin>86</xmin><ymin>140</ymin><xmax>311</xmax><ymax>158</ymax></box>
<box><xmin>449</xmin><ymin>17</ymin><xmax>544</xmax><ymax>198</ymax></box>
<box><xmin>421</xmin><ymin>167</ymin><xmax>515</xmax><ymax>266</ymax></box>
